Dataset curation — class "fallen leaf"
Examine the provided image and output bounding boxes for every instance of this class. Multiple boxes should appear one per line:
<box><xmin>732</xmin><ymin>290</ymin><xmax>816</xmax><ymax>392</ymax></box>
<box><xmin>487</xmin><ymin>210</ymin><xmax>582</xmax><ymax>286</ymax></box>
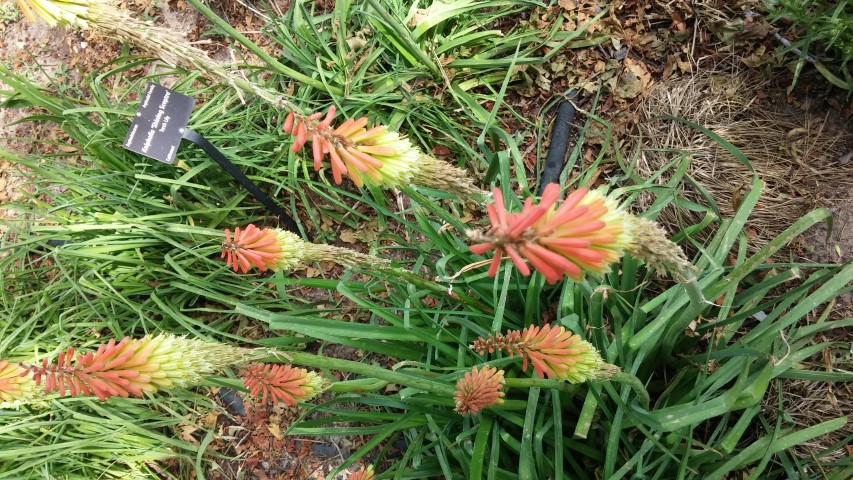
<box><xmin>709</xmin><ymin>19</ymin><xmax>743</xmax><ymax>44</ymax></box>
<box><xmin>384</xmin><ymin>384</ymin><xmax>401</xmax><ymax>393</ymax></box>
<box><xmin>179</xmin><ymin>424</ymin><xmax>200</xmax><ymax>445</ymax></box>
<box><xmin>624</xmin><ymin>57</ymin><xmax>652</xmax><ymax>88</ymax></box>
<box><xmin>354</xmin><ymin>218</ymin><xmax>381</xmax><ymax>243</ymax></box>
<box><xmin>267</xmin><ymin>422</ymin><xmax>284</xmax><ymax>440</ymax></box>
<box><xmin>614</xmin><ymin>71</ymin><xmax>643</xmax><ymax>99</ymax></box>
<box><xmin>550</xmin><ymin>55</ymin><xmax>568</xmax><ymax>74</ymax></box>
<box><xmin>613</xmin><ymin>57</ymin><xmax>651</xmax><ymax>99</ymax></box>
<box><xmin>202</xmin><ymin>410</ymin><xmax>220</xmax><ymax>429</ymax></box>
<box><xmin>431</xmin><ymin>145</ymin><xmax>451</xmax><ymax>158</ymax></box>
<box><xmin>339</xmin><ymin>229</ymin><xmax>357</xmax><ymax>243</ymax></box>
<box><xmin>740</xmin><ymin>45</ymin><xmax>767</xmax><ymax>68</ymax></box>
<box><xmin>739</xmin><ymin>19</ymin><xmax>773</xmax><ymax>40</ymax></box>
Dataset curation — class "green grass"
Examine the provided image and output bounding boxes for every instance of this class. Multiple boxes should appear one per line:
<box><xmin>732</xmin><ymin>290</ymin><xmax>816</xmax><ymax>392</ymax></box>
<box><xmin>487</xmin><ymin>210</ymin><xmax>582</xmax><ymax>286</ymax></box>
<box><xmin>762</xmin><ymin>0</ymin><xmax>853</xmax><ymax>91</ymax></box>
<box><xmin>1</xmin><ymin>1</ymin><xmax>851</xmax><ymax>479</ymax></box>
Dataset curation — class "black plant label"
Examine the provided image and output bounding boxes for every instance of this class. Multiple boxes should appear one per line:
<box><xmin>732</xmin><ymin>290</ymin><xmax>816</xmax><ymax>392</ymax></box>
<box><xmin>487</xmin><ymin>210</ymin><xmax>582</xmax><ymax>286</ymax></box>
<box><xmin>123</xmin><ymin>83</ymin><xmax>195</xmax><ymax>164</ymax></box>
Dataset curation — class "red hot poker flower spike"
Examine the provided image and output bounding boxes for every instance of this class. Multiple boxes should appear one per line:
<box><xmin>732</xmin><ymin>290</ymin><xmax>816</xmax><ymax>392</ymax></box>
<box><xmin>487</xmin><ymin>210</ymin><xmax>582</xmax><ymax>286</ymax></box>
<box><xmin>471</xmin><ymin>323</ymin><xmax>616</xmax><ymax>383</ymax></box>
<box><xmin>0</xmin><ymin>360</ymin><xmax>40</xmax><ymax>409</ymax></box>
<box><xmin>19</xmin><ymin>334</ymin><xmax>254</xmax><ymax>401</ymax></box>
<box><xmin>468</xmin><ymin>184</ymin><xmax>632</xmax><ymax>284</ymax></box>
<box><xmin>282</xmin><ymin>107</ymin><xmax>419</xmax><ymax>188</ymax></box>
<box><xmin>222</xmin><ymin>224</ymin><xmax>305</xmax><ymax>274</ymax></box>
<box><xmin>242</xmin><ymin>364</ymin><xmax>324</xmax><ymax>406</ymax></box>
<box><xmin>453</xmin><ymin>365</ymin><xmax>505</xmax><ymax>415</ymax></box>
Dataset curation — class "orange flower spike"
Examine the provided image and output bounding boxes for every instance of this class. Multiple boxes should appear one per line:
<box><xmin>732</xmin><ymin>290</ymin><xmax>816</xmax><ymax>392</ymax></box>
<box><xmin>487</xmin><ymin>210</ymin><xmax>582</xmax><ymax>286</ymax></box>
<box><xmin>486</xmin><ymin>247</ymin><xmax>505</xmax><ymax>277</ymax></box>
<box><xmin>337</xmin><ymin>147</ymin><xmax>372</xmax><ymax>173</ymax></box>
<box><xmin>468</xmin><ymin>184</ymin><xmax>632</xmax><ymax>284</ymax></box>
<box><xmin>346</xmin><ymin>124</ymin><xmax>385</xmax><ymax>143</ymax></box>
<box><xmin>538</xmin><ymin>187</ymin><xmax>589</xmax><ymax>232</ymax></box>
<box><xmin>504</xmin><ymin>243</ymin><xmax>531</xmax><ymax>276</ymax></box>
<box><xmin>471</xmin><ymin>324</ymin><xmax>614</xmax><ymax>383</ymax></box>
<box><xmin>520</xmin><ymin>324</ymin><xmax>607</xmax><ymax>382</ymax></box>
<box><xmin>305</xmin><ymin>107</ymin><xmax>338</xmax><ymax>168</ymax></box>
<box><xmin>344</xmin><ymin>147</ymin><xmax>384</xmax><ymax>169</ymax></box>
<box><xmin>355</xmin><ymin>145</ymin><xmax>397</xmax><ymax>156</ymax></box>
<box><xmin>20</xmin><ymin>334</ymin><xmax>256</xmax><ymax>402</ymax></box>
<box><xmin>15</xmin><ymin>0</ymin><xmax>37</xmax><ymax>22</ymax></box>
<box><xmin>222</xmin><ymin>225</ymin><xmax>298</xmax><ymax>274</ymax></box>
<box><xmin>318</xmin><ymin>106</ymin><xmax>336</xmax><ymax>129</ymax></box>
<box><xmin>242</xmin><ymin>364</ymin><xmax>325</xmax><ymax>406</ymax></box>
<box><xmin>471</xmin><ymin>331</ymin><xmax>523</xmax><ymax>357</ymax></box>
<box><xmin>311</xmin><ymin>134</ymin><xmax>326</xmax><ymax>170</ymax></box>
<box><xmin>282</xmin><ymin>105</ymin><xmax>421</xmax><ymax>188</ymax></box>
<box><xmin>289</xmin><ymin>111</ymin><xmax>323</xmax><ymax>153</ymax></box>
<box><xmin>505</xmin><ymin>189</ymin><xmax>556</xmax><ymax>238</ymax></box>
<box><xmin>454</xmin><ymin>365</ymin><xmax>506</xmax><ymax>416</ymax></box>
<box><xmin>328</xmin><ymin>147</ymin><xmax>349</xmax><ymax>186</ymax></box>
<box><xmin>490</xmin><ymin>188</ymin><xmax>509</xmax><ymax>229</ymax></box>
<box><xmin>518</xmin><ymin>243</ymin><xmax>567</xmax><ymax>283</ymax></box>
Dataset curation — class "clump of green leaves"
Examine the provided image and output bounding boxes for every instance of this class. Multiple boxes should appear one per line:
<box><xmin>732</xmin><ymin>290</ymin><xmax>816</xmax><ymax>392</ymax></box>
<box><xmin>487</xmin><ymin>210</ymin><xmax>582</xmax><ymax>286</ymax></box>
<box><xmin>763</xmin><ymin>0</ymin><xmax>853</xmax><ymax>90</ymax></box>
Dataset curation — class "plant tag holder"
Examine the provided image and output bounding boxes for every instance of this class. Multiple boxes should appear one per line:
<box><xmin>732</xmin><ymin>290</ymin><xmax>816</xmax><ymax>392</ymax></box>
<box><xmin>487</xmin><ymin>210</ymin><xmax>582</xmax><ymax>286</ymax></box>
<box><xmin>123</xmin><ymin>82</ymin><xmax>300</xmax><ymax>234</ymax></box>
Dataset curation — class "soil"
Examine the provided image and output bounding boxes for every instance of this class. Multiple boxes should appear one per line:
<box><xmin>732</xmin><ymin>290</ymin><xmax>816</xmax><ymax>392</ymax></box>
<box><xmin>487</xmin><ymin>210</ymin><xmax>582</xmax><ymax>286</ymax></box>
<box><xmin>1</xmin><ymin>0</ymin><xmax>851</xmax><ymax>478</ymax></box>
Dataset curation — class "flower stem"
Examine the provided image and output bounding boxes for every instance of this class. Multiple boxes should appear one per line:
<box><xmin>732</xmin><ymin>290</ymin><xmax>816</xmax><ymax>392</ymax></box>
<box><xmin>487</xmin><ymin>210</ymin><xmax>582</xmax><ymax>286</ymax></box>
<box><xmin>380</xmin><ymin>267</ymin><xmax>495</xmax><ymax>314</ymax></box>
<box><xmin>683</xmin><ymin>276</ymin><xmax>706</xmax><ymax>313</ymax></box>
<box><xmin>266</xmin><ymin>351</ymin><xmax>456</xmax><ymax>397</ymax></box>
<box><xmin>329</xmin><ymin>378</ymin><xmax>389</xmax><ymax>393</ymax></box>
<box><xmin>186</xmin><ymin>0</ymin><xmax>342</xmax><ymax>95</ymax></box>
<box><xmin>661</xmin><ymin>275</ymin><xmax>708</xmax><ymax>359</ymax></box>
<box><xmin>595</xmin><ymin>371</ymin><xmax>650</xmax><ymax>410</ymax></box>
<box><xmin>503</xmin><ymin>377</ymin><xmax>581</xmax><ymax>394</ymax></box>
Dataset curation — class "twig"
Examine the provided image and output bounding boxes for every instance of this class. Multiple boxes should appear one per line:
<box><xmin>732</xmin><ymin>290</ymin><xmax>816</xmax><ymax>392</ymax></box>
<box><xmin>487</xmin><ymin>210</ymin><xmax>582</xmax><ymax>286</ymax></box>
<box><xmin>773</xmin><ymin>31</ymin><xmax>817</xmax><ymax>64</ymax></box>
<box><xmin>745</xmin><ymin>9</ymin><xmax>817</xmax><ymax>63</ymax></box>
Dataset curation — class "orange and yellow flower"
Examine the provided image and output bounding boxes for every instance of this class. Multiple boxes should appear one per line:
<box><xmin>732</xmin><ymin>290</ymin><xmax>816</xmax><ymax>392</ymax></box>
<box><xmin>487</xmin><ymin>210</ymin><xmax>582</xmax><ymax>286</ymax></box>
<box><xmin>453</xmin><ymin>365</ymin><xmax>505</xmax><ymax>415</ymax></box>
<box><xmin>242</xmin><ymin>364</ymin><xmax>325</xmax><ymax>406</ymax></box>
<box><xmin>0</xmin><ymin>360</ymin><xmax>41</xmax><ymax>409</ymax></box>
<box><xmin>283</xmin><ymin>108</ymin><xmax>419</xmax><ymax>188</ymax></box>
<box><xmin>221</xmin><ymin>224</ymin><xmax>383</xmax><ymax>274</ymax></box>
<box><xmin>19</xmin><ymin>334</ymin><xmax>254</xmax><ymax>401</ymax></box>
<box><xmin>472</xmin><ymin>324</ymin><xmax>614</xmax><ymax>383</ymax></box>
<box><xmin>468</xmin><ymin>184</ymin><xmax>632</xmax><ymax>284</ymax></box>
<box><xmin>222</xmin><ymin>224</ymin><xmax>305</xmax><ymax>274</ymax></box>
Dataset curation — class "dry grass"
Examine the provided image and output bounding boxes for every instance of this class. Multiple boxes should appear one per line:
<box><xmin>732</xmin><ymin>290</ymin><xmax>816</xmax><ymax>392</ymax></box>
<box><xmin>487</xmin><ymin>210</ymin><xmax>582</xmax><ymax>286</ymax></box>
<box><xmin>632</xmin><ymin>69</ymin><xmax>853</xmax><ymax>253</ymax></box>
<box><xmin>634</xmin><ymin>69</ymin><xmax>853</xmax><ymax>459</ymax></box>
<box><xmin>763</xmin><ymin>299</ymin><xmax>853</xmax><ymax>461</ymax></box>
<box><xmin>763</xmin><ymin>378</ymin><xmax>853</xmax><ymax>461</ymax></box>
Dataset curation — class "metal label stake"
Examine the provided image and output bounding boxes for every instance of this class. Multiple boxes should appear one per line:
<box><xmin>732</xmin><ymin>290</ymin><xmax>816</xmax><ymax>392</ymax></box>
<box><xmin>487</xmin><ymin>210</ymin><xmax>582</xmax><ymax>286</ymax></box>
<box><xmin>122</xmin><ymin>82</ymin><xmax>300</xmax><ymax>234</ymax></box>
